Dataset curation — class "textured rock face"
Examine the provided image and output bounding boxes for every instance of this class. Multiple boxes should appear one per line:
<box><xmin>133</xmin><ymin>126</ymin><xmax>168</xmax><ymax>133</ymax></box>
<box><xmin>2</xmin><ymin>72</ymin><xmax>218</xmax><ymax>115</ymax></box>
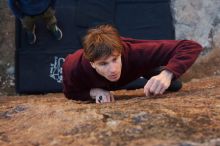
<box><xmin>0</xmin><ymin>0</ymin><xmax>15</xmax><ymax>95</ymax></box>
<box><xmin>171</xmin><ymin>0</ymin><xmax>220</xmax><ymax>51</ymax></box>
<box><xmin>0</xmin><ymin>76</ymin><xmax>220</xmax><ymax>146</ymax></box>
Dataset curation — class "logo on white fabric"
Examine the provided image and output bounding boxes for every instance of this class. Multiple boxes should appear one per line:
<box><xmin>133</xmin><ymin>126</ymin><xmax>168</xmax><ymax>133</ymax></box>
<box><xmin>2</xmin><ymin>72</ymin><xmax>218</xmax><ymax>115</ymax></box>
<box><xmin>49</xmin><ymin>56</ymin><xmax>65</xmax><ymax>83</ymax></box>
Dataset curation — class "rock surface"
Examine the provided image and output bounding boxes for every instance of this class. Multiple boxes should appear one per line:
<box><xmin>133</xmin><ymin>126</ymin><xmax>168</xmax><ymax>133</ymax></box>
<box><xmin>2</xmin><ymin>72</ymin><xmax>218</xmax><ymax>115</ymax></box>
<box><xmin>0</xmin><ymin>0</ymin><xmax>15</xmax><ymax>95</ymax></box>
<box><xmin>171</xmin><ymin>0</ymin><xmax>220</xmax><ymax>51</ymax></box>
<box><xmin>0</xmin><ymin>76</ymin><xmax>220</xmax><ymax>146</ymax></box>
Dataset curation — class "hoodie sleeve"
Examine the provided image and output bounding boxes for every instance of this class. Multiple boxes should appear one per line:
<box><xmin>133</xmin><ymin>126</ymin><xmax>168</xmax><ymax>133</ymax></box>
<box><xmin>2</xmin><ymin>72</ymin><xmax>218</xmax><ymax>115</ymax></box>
<box><xmin>62</xmin><ymin>54</ymin><xmax>92</xmax><ymax>101</ymax></box>
<box><xmin>62</xmin><ymin>75</ymin><xmax>91</xmax><ymax>101</ymax></box>
<box><xmin>163</xmin><ymin>40</ymin><xmax>203</xmax><ymax>79</ymax></box>
<box><xmin>123</xmin><ymin>38</ymin><xmax>203</xmax><ymax>80</ymax></box>
<box><xmin>7</xmin><ymin>0</ymin><xmax>24</xmax><ymax>19</ymax></box>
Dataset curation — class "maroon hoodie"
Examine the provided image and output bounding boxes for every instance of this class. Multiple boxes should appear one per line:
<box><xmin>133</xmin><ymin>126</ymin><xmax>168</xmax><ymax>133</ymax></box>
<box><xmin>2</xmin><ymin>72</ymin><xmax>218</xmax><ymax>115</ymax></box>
<box><xmin>62</xmin><ymin>37</ymin><xmax>202</xmax><ymax>101</ymax></box>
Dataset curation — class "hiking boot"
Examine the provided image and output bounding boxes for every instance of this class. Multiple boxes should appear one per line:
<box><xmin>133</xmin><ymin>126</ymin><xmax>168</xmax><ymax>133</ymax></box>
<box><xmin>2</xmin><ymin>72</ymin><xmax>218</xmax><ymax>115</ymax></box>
<box><xmin>48</xmin><ymin>24</ymin><xmax>63</xmax><ymax>40</ymax></box>
<box><xmin>167</xmin><ymin>79</ymin><xmax>182</xmax><ymax>91</ymax></box>
<box><xmin>26</xmin><ymin>26</ymin><xmax>36</xmax><ymax>45</ymax></box>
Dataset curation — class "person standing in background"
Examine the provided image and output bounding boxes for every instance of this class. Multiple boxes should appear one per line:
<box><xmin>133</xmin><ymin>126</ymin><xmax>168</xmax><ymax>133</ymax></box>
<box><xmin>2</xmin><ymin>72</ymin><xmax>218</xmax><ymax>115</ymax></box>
<box><xmin>8</xmin><ymin>0</ymin><xmax>63</xmax><ymax>44</ymax></box>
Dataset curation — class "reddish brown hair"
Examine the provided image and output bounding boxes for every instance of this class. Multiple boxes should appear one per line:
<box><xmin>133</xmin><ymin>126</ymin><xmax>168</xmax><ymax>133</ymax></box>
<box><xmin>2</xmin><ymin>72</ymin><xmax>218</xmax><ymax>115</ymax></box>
<box><xmin>83</xmin><ymin>24</ymin><xmax>123</xmax><ymax>62</ymax></box>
